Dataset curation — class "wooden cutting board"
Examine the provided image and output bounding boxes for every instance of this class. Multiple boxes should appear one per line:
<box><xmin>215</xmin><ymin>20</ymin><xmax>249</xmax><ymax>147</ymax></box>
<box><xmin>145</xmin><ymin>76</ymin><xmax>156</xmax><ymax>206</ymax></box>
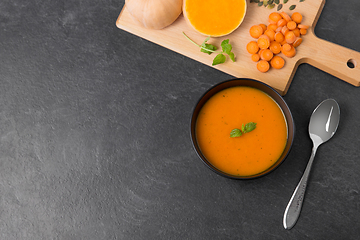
<box><xmin>116</xmin><ymin>0</ymin><xmax>360</xmax><ymax>95</ymax></box>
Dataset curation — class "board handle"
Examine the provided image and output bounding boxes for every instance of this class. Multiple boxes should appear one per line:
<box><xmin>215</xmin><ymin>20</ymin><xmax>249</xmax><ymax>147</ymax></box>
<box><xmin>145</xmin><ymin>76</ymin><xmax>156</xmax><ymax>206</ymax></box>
<box><xmin>302</xmin><ymin>30</ymin><xmax>360</xmax><ymax>87</ymax></box>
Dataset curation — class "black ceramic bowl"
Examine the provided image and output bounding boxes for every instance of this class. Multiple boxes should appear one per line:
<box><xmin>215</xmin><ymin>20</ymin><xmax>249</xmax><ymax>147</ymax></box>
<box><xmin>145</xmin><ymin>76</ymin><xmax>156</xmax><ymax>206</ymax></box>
<box><xmin>190</xmin><ymin>78</ymin><xmax>295</xmax><ymax>179</ymax></box>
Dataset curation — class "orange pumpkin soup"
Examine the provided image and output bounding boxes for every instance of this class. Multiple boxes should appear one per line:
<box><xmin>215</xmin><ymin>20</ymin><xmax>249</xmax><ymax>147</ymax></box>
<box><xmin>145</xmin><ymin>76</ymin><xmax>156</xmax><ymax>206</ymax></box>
<box><xmin>196</xmin><ymin>86</ymin><xmax>287</xmax><ymax>177</ymax></box>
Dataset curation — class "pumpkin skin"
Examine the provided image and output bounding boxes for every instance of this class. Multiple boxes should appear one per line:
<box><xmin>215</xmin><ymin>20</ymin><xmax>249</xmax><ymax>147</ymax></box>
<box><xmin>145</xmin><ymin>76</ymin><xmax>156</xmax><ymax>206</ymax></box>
<box><xmin>183</xmin><ymin>0</ymin><xmax>247</xmax><ymax>37</ymax></box>
<box><xmin>125</xmin><ymin>0</ymin><xmax>183</xmax><ymax>30</ymax></box>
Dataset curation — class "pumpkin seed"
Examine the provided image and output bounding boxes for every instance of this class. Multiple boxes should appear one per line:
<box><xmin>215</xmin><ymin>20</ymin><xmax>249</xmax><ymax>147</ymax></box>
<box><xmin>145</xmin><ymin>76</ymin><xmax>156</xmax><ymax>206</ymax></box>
<box><xmin>289</xmin><ymin>4</ymin><xmax>296</xmax><ymax>10</ymax></box>
<box><xmin>267</xmin><ymin>3</ymin><xmax>275</xmax><ymax>9</ymax></box>
<box><xmin>251</xmin><ymin>0</ymin><xmax>303</xmax><ymax>9</ymax></box>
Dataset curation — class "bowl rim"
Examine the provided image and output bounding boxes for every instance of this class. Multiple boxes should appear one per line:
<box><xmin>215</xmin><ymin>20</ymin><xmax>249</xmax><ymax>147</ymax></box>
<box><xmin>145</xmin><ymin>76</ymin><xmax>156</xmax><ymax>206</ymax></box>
<box><xmin>190</xmin><ymin>78</ymin><xmax>295</xmax><ymax>180</ymax></box>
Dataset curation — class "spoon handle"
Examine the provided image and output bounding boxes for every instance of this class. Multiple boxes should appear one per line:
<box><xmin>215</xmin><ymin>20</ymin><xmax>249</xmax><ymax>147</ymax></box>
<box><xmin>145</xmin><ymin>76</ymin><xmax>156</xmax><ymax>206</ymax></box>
<box><xmin>283</xmin><ymin>146</ymin><xmax>318</xmax><ymax>229</ymax></box>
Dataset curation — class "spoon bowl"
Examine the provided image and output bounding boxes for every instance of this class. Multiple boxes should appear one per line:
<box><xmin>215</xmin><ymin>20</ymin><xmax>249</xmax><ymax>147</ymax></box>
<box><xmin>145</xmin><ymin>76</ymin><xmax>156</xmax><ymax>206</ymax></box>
<box><xmin>283</xmin><ymin>99</ymin><xmax>340</xmax><ymax>229</ymax></box>
<box><xmin>309</xmin><ymin>99</ymin><xmax>340</xmax><ymax>145</ymax></box>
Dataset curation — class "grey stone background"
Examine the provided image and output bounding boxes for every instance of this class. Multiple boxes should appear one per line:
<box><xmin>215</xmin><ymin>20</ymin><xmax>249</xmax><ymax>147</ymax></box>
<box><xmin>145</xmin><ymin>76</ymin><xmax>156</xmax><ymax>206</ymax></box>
<box><xmin>0</xmin><ymin>0</ymin><xmax>359</xmax><ymax>239</ymax></box>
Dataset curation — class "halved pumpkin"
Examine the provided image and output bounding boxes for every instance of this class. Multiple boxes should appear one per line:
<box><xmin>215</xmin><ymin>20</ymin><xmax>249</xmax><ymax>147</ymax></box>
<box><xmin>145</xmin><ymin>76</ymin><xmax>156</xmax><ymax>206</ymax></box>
<box><xmin>125</xmin><ymin>0</ymin><xmax>183</xmax><ymax>30</ymax></box>
<box><xmin>183</xmin><ymin>0</ymin><xmax>247</xmax><ymax>37</ymax></box>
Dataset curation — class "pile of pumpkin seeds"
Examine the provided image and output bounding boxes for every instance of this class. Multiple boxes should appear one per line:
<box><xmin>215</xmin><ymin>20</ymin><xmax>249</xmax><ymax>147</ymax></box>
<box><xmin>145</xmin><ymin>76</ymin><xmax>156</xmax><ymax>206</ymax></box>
<box><xmin>250</xmin><ymin>0</ymin><xmax>305</xmax><ymax>11</ymax></box>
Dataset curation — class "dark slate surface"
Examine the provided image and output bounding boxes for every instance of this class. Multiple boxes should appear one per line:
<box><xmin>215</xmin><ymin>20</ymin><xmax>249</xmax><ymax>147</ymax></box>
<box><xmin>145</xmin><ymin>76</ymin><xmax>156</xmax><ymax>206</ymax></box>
<box><xmin>1</xmin><ymin>0</ymin><xmax>360</xmax><ymax>239</ymax></box>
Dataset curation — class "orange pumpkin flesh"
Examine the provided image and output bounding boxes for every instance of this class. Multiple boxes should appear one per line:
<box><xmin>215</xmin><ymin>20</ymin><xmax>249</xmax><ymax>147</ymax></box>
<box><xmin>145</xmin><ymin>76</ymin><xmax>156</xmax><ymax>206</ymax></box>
<box><xmin>183</xmin><ymin>0</ymin><xmax>247</xmax><ymax>37</ymax></box>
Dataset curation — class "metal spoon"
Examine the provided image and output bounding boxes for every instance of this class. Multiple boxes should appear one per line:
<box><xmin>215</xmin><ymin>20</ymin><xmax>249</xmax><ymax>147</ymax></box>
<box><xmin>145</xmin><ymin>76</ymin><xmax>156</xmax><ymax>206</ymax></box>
<box><xmin>283</xmin><ymin>99</ymin><xmax>340</xmax><ymax>230</ymax></box>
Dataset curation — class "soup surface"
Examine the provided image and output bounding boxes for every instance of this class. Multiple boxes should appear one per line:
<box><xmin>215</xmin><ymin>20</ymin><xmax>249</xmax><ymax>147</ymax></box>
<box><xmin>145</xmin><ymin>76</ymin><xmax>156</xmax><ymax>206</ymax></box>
<box><xmin>196</xmin><ymin>86</ymin><xmax>287</xmax><ymax>177</ymax></box>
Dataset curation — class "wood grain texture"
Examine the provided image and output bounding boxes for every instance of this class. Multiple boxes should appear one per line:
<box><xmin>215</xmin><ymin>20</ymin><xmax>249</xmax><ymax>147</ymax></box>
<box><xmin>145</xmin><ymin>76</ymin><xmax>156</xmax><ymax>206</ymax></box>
<box><xmin>116</xmin><ymin>0</ymin><xmax>360</xmax><ymax>95</ymax></box>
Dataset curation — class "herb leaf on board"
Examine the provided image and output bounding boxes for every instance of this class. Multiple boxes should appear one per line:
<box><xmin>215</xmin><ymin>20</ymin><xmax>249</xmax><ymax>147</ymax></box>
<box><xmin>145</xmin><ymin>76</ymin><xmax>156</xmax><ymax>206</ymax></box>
<box><xmin>212</xmin><ymin>53</ymin><xmax>226</xmax><ymax>66</ymax></box>
<box><xmin>183</xmin><ymin>32</ymin><xmax>236</xmax><ymax>65</ymax></box>
<box><xmin>201</xmin><ymin>37</ymin><xmax>217</xmax><ymax>55</ymax></box>
<box><xmin>221</xmin><ymin>39</ymin><xmax>232</xmax><ymax>55</ymax></box>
